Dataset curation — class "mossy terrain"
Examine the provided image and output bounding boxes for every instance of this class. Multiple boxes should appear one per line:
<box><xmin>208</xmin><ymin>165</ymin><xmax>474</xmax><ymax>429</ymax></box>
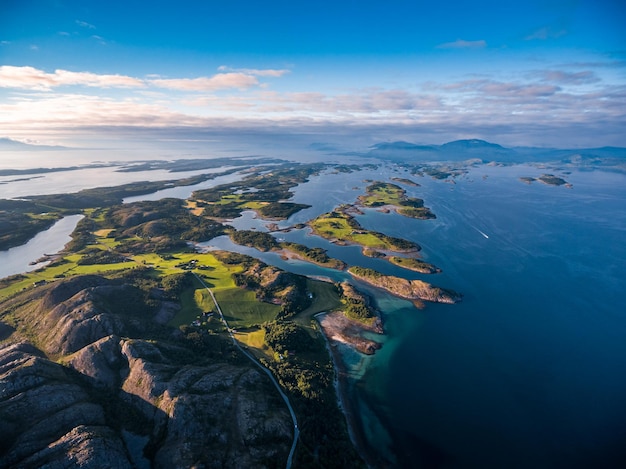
<box><xmin>0</xmin><ymin>200</ymin><xmax>64</xmax><ymax>250</ymax></box>
<box><xmin>338</xmin><ymin>281</ymin><xmax>378</xmax><ymax>326</ymax></box>
<box><xmin>308</xmin><ymin>205</ymin><xmax>419</xmax><ymax>252</ymax></box>
<box><xmin>191</xmin><ymin>163</ymin><xmax>322</xmax><ymax>220</ymax></box>
<box><xmin>280</xmin><ymin>242</ymin><xmax>347</xmax><ymax>270</ymax></box>
<box><xmin>388</xmin><ymin>256</ymin><xmax>442</xmax><ymax>274</ymax></box>
<box><xmin>358</xmin><ymin>181</ymin><xmax>436</xmax><ymax>219</ymax></box>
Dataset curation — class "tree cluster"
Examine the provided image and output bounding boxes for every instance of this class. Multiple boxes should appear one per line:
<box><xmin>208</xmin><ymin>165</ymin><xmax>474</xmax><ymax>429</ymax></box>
<box><xmin>230</xmin><ymin>230</ymin><xmax>279</xmax><ymax>251</ymax></box>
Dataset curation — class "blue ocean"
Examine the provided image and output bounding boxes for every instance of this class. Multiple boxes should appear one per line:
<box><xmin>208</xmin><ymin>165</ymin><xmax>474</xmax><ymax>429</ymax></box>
<box><xmin>327</xmin><ymin>165</ymin><xmax>626</xmax><ymax>468</ymax></box>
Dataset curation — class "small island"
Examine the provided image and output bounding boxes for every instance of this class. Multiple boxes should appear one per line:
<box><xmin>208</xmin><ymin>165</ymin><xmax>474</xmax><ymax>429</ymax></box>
<box><xmin>391</xmin><ymin>177</ymin><xmax>420</xmax><ymax>187</ymax></box>
<box><xmin>348</xmin><ymin>266</ymin><xmax>462</xmax><ymax>305</ymax></box>
<box><xmin>388</xmin><ymin>256</ymin><xmax>441</xmax><ymax>274</ymax></box>
<box><xmin>308</xmin><ymin>206</ymin><xmax>420</xmax><ymax>253</ymax></box>
<box><xmin>520</xmin><ymin>173</ymin><xmax>572</xmax><ymax>187</ymax></box>
<box><xmin>357</xmin><ymin>181</ymin><xmax>436</xmax><ymax>219</ymax></box>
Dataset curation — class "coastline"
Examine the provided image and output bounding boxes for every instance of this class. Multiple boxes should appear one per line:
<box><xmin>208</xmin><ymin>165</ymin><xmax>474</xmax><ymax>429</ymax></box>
<box><xmin>315</xmin><ymin>311</ymin><xmax>384</xmax><ymax>468</ymax></box>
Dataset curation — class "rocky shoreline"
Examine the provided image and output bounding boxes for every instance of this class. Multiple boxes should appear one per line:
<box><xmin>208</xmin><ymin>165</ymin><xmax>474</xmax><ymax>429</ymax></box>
<box><xmin>317</xmin><ymin>311</ymin><xmax>382</xmax><ymax>355</ymax></box>
<box><xmin>349</xmin><ymin>267</ymin><xmax>462</xmax><ymax>304</ymax></box>
<box><xmin>316</xmin><ymin>312</ymin><xmax>384</xmax><ymax>468</ymax></box>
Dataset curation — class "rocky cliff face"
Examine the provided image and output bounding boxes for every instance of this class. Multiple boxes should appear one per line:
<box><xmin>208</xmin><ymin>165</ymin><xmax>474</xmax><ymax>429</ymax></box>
<box><xmin>0</xmin><ymin>275</ymin><xmax>292</xmax><ymax>468</ymax></box>
<box><xmin>0</xmin><ymin>342</ymin><xmax>131</xmax><ymax>468</ymax></box>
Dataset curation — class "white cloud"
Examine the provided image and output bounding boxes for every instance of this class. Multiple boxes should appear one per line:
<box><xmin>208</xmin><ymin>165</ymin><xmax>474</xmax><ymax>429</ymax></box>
<box><xmin>75</xmin><ymin>20</ymin><xmax>96</xmax><ymax>29</ymax></box>
<box><xmin>0</xmin><ymin>66</ymin><xmax>288</xmax><ymax>92</ymax></box>
<box><xmin>91</xmin><ymin>35</ymin><xmax>107</xmax><ymax>45</ymax></box>
<box><xmin>150</xmin><ymin>73</ymin><xmax>259</xmax><ymax>91</ymax></box>
<box><xmin>0</xmin><ymin>66</ymin><xmax>145</xmax><ymax>90</ymax></box>
<box><xmin>1</xmin><ymin>62</ymin><xmax>623</xmax><ymax>148</ymax></box>
<box><xmin>0</xmin><ymin>93</ymin><xmax>193</xmax><ymax>129</ymax></box>
<box><xmin>217</xmin><ymin>66</ymin><xmax>290</xmax><ymax>77</ymax></box>
<box><xmin>436</xmin><ymin>39</ymin><xmax>487</xmax><ymax>49</ymax></box>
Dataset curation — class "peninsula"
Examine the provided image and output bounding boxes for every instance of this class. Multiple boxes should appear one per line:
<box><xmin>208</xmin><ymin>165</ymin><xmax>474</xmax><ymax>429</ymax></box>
<box><xmin>348</xmin><ymin>266</ymin><xmax>462</xmax><ymax>305</ymax></box>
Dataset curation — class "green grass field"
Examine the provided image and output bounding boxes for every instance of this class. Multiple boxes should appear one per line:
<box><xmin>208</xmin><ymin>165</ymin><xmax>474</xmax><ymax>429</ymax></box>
<box><xmin>309</xmin><ymin>212</ymin><xmax>396</xmax><ymax>249</ymax></box>
<box><xmin>358</xmin><ymin>182</ymin><xmax>405</xmax><ymax>206</ymax></box>
<box><xmin>215</xmin><ymin>287</ymin><xmax>280</xmax><ymax>328</ymax></box>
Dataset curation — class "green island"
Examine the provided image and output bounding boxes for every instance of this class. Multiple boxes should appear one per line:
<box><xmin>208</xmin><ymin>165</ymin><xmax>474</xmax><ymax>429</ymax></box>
<box><xmin>388</xmin><ymin>256</ymin><xmax>442</xmax><ymax>274</ymax></box>
<box><xmin>357</xmin><ymin>181</ymin><xmax>436</xmax><ymax>219</ymax></box>
<box><xmin>280</xmin><ymin>242</ymin><xmax>347</xmax><ymax>270</ymax></box>
<box><xmin>227</xmin><ymin>231</ymin><xmax>348</xmax><ymax>270</ymax></box>
<box><xmin>308</xmin><ymin>205</ymin><xmax>420</xmax><ymax>252</ymax></box>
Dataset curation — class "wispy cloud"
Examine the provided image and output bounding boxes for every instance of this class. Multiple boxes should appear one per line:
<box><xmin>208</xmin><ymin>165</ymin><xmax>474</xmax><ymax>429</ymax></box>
<box><xmin>75</xmin><ymin>20</ymin><xmax>96</xmax><ymax>29</ymax></box>
<box><xmin>150</xmin><ymin>73</ymin><xmax>260</xmax><ymax>91</ymax></box>
<box><xmin>0</xmin><ymin>66</ymin><xmax>287</xmax><ymax>92</ymax></box>
<box><xmin>217</xmin><ymin>66</ymin><xmax>290</xmax><ymax>77</ymax></box>
<box><xmin>91</xmin><ymin>35</ymin><xmax>107</xmax><ymax>45</ymax></box>
<box><xmin>525</xmin><ymin>26</ymin><xmax>567</xmax><ymax>41</ymax></box>
<box><xmin>30</xmin><ymin>45</ymin><xmax>39</xmax><ymax>51</ymax></box>
<box><xmin>531</xmin><ymin>70</ymin><xmax>600</xmax><ymax>85</ymax></box>
<box><xmin>0</xmin><ymin>66</ymin><xmax>145</xmax><ymax>90</ymax></box>
<box><xmin>436</xmin><ymin>39</ymin><xmax>487</xmax><ymax>49</ymax></box>
<box><xmin>438</xmin><ymin>79</ymin><xmax>560</xmax><ymax>98</ymax></box>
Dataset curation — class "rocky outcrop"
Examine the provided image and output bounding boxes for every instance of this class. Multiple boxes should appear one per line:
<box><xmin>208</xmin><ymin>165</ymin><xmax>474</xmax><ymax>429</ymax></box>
<box><xmin>318</xmin><ymin>312</ymin><xmax>382</xmax><ymax>355</ymax></box>
<box><xmin>16</xmin><ymin>425</ymin><xmax>131</xmax><ymax>469</ymax></box>
<box><xmin>349</xmin><ymin>267</ymin><xmax>462</xmax><ymax>304</ymax></box>
<box><xmin>0</xmin><ymin>342</ymin><xmax>132</xmax><ymax>468</ymax></box>
<box><xmin>67</xmin><ymin>335</ymin><xmax>124</xmax><ymax>388</ymax></box>
<box><xmin>0</xmin><ymin>275</ymin><xmax>294</xmax><ymax>468</ymax></box>
<box><xmin>30</xmin><ymin>278</ymin><xmax>128</xmax><ymax>356</ymax></box>
<box><xmin>118</xmin><ymin>339</ymin><xmax>292</xmax><ymax>468</ymax></box>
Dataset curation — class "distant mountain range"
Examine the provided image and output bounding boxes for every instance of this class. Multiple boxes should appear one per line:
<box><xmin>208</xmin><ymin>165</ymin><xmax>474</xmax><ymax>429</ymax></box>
<box><xmin>0</xmin><ymin>137</ymin><xmax>67</xmax><ymax>151</ymax></box>
<box><xmin>366</xmin><ymin>139</ymin><xmax>626</xmax><ymax>165</ymax></box>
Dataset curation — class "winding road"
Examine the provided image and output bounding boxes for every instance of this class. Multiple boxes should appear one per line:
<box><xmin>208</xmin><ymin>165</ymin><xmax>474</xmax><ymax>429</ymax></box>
<box><xmin>193</xmin><ymin>273</ymin><xmax>299</xmax><ymax>469</ymax></box>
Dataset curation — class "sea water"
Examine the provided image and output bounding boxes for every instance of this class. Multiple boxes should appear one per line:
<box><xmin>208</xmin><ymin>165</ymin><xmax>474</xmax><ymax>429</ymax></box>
<box><xmin>350</xmin><ymin>166</ymin><xmax>626</xmax><ymax>468</ymax></box>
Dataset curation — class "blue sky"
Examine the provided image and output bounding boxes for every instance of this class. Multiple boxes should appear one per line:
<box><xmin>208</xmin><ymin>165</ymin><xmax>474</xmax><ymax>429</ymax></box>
<box><xmin>0</xmin><ymin>0</ymin><xmax>624</xmax><ymax>149</ymax></box>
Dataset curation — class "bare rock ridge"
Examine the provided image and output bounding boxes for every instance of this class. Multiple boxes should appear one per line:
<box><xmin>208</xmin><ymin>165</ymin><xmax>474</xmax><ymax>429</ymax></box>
<box><xmin>349</xmin><ymin>267</ymin><xmax>462</xmax><ymax>304</ymax></box>
<box><xmin>0</xmin><ymin>275</ymin><xmax>292</xmax><ymax>468</ymax></box>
